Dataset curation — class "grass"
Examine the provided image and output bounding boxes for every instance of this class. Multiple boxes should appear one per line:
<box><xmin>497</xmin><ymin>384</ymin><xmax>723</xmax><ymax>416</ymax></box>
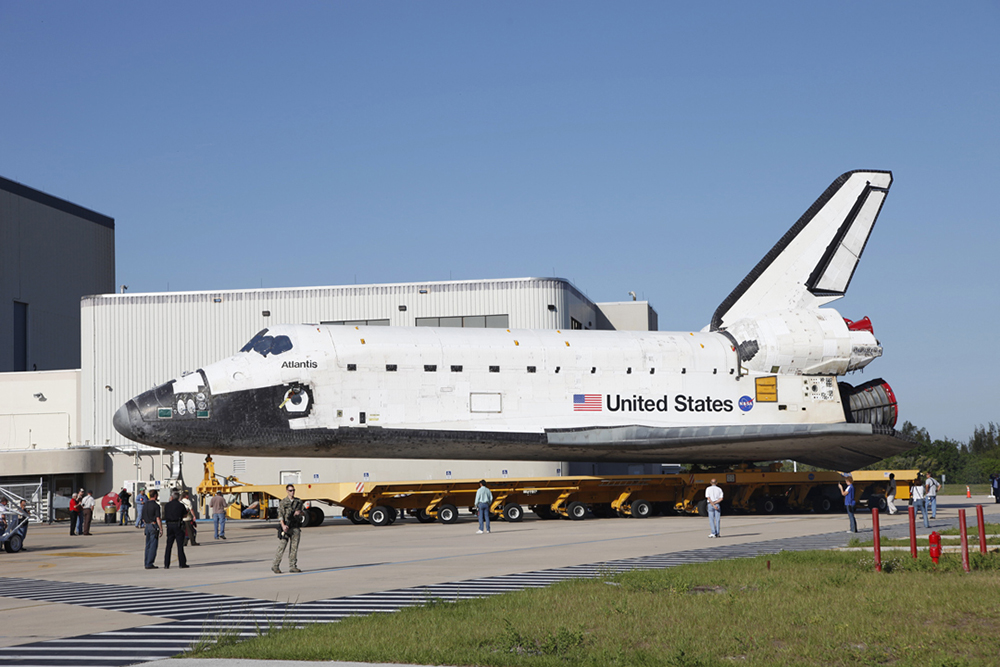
<box><xmin>940</xmin><ymin>484</ymin><xmax>993</xmax><ymax>496</ymax></box>
<box><xmin>188</xmin><ymin>550</ymin><xmax>1000</xmax><ymax>666</ymax></box>
<box><xmin>849</xmin><ymin>523</ymin><xmax>1000</xmax><ymax>548</ymax></box>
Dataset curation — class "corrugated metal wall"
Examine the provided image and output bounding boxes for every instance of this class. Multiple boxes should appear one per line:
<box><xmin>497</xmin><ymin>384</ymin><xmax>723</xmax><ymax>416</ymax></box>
<box><xmin>82</xmin><ymin>277</ymin><xmax>597</xmax><ymax>452</ymax></box>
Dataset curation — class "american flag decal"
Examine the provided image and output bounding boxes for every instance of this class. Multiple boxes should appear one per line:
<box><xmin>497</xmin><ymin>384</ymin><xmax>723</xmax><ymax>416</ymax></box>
<box><xmin>573</xmin><ymin>394</ymin><xmax>602</xmax><ymax>411</ymax></box>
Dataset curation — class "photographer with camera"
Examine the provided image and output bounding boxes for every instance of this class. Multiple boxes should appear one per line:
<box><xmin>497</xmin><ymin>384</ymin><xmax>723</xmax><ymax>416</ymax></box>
<box><xmin>272</xmin><ymin>484</ymin><xmax>304</xmax><ymax>574</ymax></box>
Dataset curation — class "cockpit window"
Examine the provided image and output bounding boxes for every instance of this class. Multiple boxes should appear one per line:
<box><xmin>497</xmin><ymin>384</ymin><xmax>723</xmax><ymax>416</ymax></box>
<box><xmin>239</xmin><ymin>329</ymin><xmax>293</xmax><ymax>357</ymax></box>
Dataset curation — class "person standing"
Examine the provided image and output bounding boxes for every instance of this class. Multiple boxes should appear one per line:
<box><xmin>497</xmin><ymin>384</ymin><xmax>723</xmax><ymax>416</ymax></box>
<box><xmin>17</xmin><ymin>499</ymin><xmax>29</xmax><ymax>548</ymax></box>
<box><xmin>135</xmin><ymin>489</ymin><xmax>147</xmax><ymax>528</ymax></box>
<box><xmin>924</xmin><ymin>474</ymin><xmax>941</xmax><ymax>519</ymax></box>
<box><xmin>142</xmin><ymin>490</ymin><xmax>162</xmax><ymax>569</ymax></box>
<box><xmin>992</xmin><ymin>474</ymin><xmax>1000</xmax><ymax>504</ymax></box>
<box><xmin>886</xmin><ymin>473</ymin><xmax>898</xmax><ymax>515</ymax></box>
<box><xmin>272</xmin><ymin>485</ymin><xmax>304</xmax><ymax>574</ymax></box>
<box><xmin>209</xmin><ymin>491</ymin><xmax>227</xmax><ymax>540</ymax></box>
<box><xmin>838</xmin><ymin>475</ymin><xmax>857</xmax><ymax>533</ymax></box>
<box><xmin>180</xmin><ymin>490</ymin><xmax>199</xmax><ymax>546</ymax></box>
<box><xmin>81</xmin><ymin>490</ymin><xmax>95</xmax><ymax>535</ymax></box>
<box><xmin>68</xmin><ymin>492</ymin><xmax>80</xmax><ymax>536</ymax></box>
<box><xmin>76</xmin><ymin>488</ymin><xmax>86</xmax><ymax>535</ymax></box>
<box><xmin>475</xmin><ymin>480</ymin><xmax>492</xmax><ymax>534</ymax></box>
<box><xmin>705</xmin><ymin>478</ymin><xmax>724</xmax><ymax>538</ymax></box>
<box><xmin>911</xmin><ymin>475</ymin><xmax>929</xmax><ymax>528</ymax></box>
<box><xmin>163</xmin><ymin>490</ymin><xmax>189</xmax><ymax>569</ymax></box>
<box><xmin>118</xmin><ymin>487</ymin><xmax>131</xmax><ymax>525</ymax></box>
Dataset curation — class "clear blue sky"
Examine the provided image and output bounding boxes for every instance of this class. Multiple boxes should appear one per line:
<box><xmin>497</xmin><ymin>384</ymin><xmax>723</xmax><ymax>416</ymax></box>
<box><xmin>2</xmin><ymin>3</ymin><xmax>997</xmax><ymax>445</ymax></box>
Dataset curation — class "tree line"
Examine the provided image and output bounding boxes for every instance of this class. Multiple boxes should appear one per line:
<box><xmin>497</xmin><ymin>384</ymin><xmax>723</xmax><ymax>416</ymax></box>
<box><xmin>861</xmin><ymin>421</ymin><xmax>1000</xmax><ymax>484</ymax></box>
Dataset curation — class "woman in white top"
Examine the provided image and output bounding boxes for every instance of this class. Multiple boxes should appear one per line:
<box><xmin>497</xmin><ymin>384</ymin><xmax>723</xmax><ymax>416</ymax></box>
<box><xmin>910</xmin><ymin>475</ymin><xmax>929</xmax><ymax>528</ymax></box>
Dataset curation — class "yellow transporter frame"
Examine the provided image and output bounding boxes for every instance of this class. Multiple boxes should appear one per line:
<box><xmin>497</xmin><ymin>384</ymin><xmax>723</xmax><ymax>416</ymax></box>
<box><xmin>195</xmin><ymin>456</ymin><xmax>919</xmax><ymax>526</ymax></box>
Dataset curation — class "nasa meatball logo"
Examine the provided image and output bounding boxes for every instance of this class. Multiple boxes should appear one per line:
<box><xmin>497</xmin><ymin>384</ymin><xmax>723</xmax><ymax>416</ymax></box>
<box><xmin>738</xmin><ymin>395</ymin><xmax>754</xmax><ymax>412</ymax></box>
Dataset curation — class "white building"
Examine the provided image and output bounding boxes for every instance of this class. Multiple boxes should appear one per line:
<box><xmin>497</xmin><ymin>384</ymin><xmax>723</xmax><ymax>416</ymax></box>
<box><xmin>2</xmin><ymin>275</ymin><xmax>657</xmax><ymax>519</ymax></box>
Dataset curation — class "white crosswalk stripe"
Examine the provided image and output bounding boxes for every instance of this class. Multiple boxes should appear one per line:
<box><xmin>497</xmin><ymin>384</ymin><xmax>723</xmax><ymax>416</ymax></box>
<box><xmin>0</xmin><ymin>519</ymin><xmax>931</xmax><ymax>666</ymax></box>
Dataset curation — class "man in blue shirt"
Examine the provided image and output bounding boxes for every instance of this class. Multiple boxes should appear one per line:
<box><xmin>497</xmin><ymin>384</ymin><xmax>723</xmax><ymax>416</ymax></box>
<box><xmin>838</xmin><ymin>475</ymin><xmax>857</xmax><ymax>533</ymax></box>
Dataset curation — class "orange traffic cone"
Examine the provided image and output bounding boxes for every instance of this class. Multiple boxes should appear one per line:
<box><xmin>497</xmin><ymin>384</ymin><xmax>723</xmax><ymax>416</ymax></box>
<box><xmin>967</xmin><ymin>486</ymin><xmax>971</xmax><ymax>498</ymax></box>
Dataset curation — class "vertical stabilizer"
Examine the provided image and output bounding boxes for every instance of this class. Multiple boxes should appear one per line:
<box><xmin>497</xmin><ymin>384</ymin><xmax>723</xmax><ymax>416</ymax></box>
<box><xmin>711</xmin><ymin>170</ymin><xmax>892</xmax><ymax>331</ymax></box>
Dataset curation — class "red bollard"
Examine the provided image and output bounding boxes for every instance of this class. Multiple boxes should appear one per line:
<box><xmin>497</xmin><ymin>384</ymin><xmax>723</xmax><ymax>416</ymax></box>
<box><xmin>929</xmin><ymin>531</ymin><xmax>941</xmax><ymax>564</ymax></box>
<box><xmin>909</xmin><ymin>506</ymin><xmax>917</xmax><ymax>558</ymax></box>
<box><xmin>959</xmin><ymin>509</ymin><xmax>970</xmax><ymax>573</ymax></box>
<box><xmin>872</xmin><ymin>508</ymin><xmax>882</xmax><ymax>572</ymax></box>
<box><xmin>977</xmin><ymin>505</ymin><xmax>987</xmax><ymax>555</ymax></box>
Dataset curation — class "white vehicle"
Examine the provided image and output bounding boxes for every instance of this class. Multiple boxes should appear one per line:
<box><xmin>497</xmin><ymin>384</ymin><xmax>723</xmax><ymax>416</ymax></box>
<box><xmin>114</xmin><ymin>170</ymin><xmax>909</xmax><ymax>470</ymax></box>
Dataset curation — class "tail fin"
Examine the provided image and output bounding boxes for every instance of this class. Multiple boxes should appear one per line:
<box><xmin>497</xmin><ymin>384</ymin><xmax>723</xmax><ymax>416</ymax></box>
<box><xmin>711</xmin><ymin>170</ymin><xmax>892</xmax><ymax>331</ymax></box>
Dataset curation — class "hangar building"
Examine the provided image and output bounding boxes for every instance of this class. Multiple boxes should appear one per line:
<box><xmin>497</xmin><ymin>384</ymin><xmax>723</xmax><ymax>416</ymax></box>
<box><xmin>3</xmin><ymin>263</ymin><xmax>657</xmax><ymax>518</ymax></box>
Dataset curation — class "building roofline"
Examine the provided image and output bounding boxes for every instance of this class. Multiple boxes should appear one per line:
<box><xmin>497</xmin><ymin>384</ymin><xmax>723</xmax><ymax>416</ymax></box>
<box><xmin>0</xmin><ymin>175</ymin><xmax>114</xmax><ymax>230</ymax></box>
<box><xmin>83</xmin><ymin>277</ymin><xmax>593</xmax><ymax>304</ymax></box>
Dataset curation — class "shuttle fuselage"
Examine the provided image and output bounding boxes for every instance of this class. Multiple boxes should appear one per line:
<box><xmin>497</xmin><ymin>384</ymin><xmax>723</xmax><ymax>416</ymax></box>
<box><xmin>114</xmin><ymin>170</ymin><xmax>912</xmax><ymax>470</ymax></box>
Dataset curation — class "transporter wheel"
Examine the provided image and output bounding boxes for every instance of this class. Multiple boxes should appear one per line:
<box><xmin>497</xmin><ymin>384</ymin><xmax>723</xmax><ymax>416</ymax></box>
<box><xmin>3</xmin><ymin>534</ymin><xmax>23</xmax><ymax>553</ymax></box>
<box><xmin>868</xmin><ymin>496</ymin><xmax>888</xmax><ymax>512</ymax></box>
<box><xmin>630</xmin><ymin>499</ymin><xmax>652</xmax><ymax>519</ymax></box>
<box><xmin>502</xmin><ymin>503</ymin><xmax>523</xmax><ymax>522</ymax></box>
<box><xmin>416</xmin><ymin>508</ymin><xmax>436</xmax><ymax>523</ymax></box>
<box><xmin>369</xmin><ymin>505</ymin><xmax>393</xmax><ymax>527</ymax></box>
<box><xmin>300</xmin><ymin>507</ymin><xmax>314</xmax><ymax>528</ymax></box>
<box><xmin>566</xmin><ymin>501</ymin><xmax>587</xmax><ymax>520</ymax></box>
<box><xmin>309</xmin><ymin>507</ymin><xmax>325</xmax><ymax>526</ymax></box>
<box><xmin>532</xmin><ymin>505</ymin><xmax>556</xmax><ymax>520</ymax></box>
<box><xmin>696</xmin><ymin>499</ymin><xmax>708</xmax><ymax>517</ymax></box>
<box><xmin>437</xmin><ymin>503</ymin><xmax>459</xmax><ymax>524</ymax></box>
<box><xmin>815</xmin><ymin>497</ymin><xmax>833</xmax><ymax>513</ymax></box>
<box><xmin>760</xmin><ymin>498</ymin><xmax>777</xmax><ymax>514</ymax></box>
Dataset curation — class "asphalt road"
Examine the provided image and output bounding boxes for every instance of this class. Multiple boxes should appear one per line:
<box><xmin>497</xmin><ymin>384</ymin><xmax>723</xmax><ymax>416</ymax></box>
<box><xmin>2</xmin><ymin>494</ymin><xmax>997</xmax><ymax>663</ymax></box>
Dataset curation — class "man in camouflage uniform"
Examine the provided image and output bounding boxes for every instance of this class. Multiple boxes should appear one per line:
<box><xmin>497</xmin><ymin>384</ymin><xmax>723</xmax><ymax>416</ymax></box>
<box><xmin>272</xmin><ymin>484</ymin><xmax>304</xmax><ymax>574</ymax></box>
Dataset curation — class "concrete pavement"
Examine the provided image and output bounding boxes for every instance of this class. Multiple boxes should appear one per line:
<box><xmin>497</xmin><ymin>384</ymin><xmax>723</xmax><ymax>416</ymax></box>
<box><xmin>2</xmin><ymin>494</ymin><xmax>997</xmax><ymax>660</ymax></box>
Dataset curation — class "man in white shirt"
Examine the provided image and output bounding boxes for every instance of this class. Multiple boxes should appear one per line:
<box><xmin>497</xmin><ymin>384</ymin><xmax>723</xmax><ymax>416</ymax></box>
<box><xmin>475</xmin><ymin>480</ymin><xmax>492</xmax><ymax>534</ymax></box>
<box><xmin>924</xmin><ymin>474</ymin><xmax>941</xmax><ymax>519</ymax></box>
<box><xmin>886</xmin><ymin>473</ymin><xmax>898</xmax><ymax>515</ymax></box>
<box><xmin>705</xmin><ymin>479</ymin><xmax>724</xmax><ymax>538</ymax></box>
<box><xmin>80</xmin><ymin>490</ymin><xmax>95</xmax><ymax>535</ymax></box>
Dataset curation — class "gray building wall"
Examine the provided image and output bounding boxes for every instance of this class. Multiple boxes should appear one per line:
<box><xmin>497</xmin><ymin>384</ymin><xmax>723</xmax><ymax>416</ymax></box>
<box><xmin>0</xmin><ymin>176</ymin><xmax>115</xmax><ymax>372</ymax></box>
<box><xmin>595</xmin><ymin>301</ymin><xmax>658</xmax><ymax>332</ymax></box>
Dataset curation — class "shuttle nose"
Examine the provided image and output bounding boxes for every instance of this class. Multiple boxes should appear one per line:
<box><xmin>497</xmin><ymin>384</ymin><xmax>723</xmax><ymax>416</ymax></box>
<box><xmin>113</xmin><ymin>401</ymin><xmax>140</xmax><ymax>440</ymax></box>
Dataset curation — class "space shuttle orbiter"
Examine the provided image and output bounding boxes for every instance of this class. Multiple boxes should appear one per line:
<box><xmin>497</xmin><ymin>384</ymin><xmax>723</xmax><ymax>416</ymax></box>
<box><xmin>114</xmin><ymin>170</ymin><xmax>911</xmax><ymax>470</ymax></box>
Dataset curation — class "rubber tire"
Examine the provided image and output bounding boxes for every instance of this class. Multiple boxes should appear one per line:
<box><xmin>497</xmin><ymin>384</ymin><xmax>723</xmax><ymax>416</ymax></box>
<box><xmin>344</xmin><ymin>508</ymin><xmax>365</xmax><ymax>524</ymax></box>
<box><xmin>309</xmin><ymin>507</ymin><xmax>325</xmax><ymax>526</ymax></box>
<box><xmin>761</xmin><ymin>498</ymin><xmax>777</xmax><ymax>514</ymax></box>
<box><xmin>438</xmin><ymin>503</ymin><xmax>459</xmax><ymax>524</ymax></box>
<box><xmin>502</xmin><ymin>503</ymin><xmax>523</xmax><ymax>522</ymax></box>
<box><xmin>531</xmin><ymin>505</ymin><xmax>553</xmax><ymax>520</ymax></box>
<box><xmin>300</xmin><ymin>508</ymin><xmax>314</xmax><ymax>528</ymax></box>
<box><xmin>868</xmin><ymin>496</ymin><xmax>888</xmax><ymax>511</ymax></box>
<box><xmin>816</xmin><ymin>497</ymin><xmax>833</xmax><ymax>513</ymax></box>
<box><xmin>3</xmin><ymin>533</ymin><xmax>22</xmax><ymax>553</ymax></box>
<box><xmin>369</xmin><ymin>505</ymin><xmax>392</xmax><ymax>527</ymax></box>
<box><xmin>696</xmin><ymin>499</ymin><xmax>708</xmax><ymax>517</ymax></box>
<box><xmin>416</xmin><ymin>508</ymin><xmax>436</xmax><ymax>523</ymax></box>
<box><xmin>387</xmin><ymin>506</ymin><xmax>398</xmax><ymax>525</ymax></box>
<box><xmin>566</xmin><ymin>501</ymin><xmax>587</xmax><ymax>520</ymax></box>
<box><xmin>629</xmin><ymin>499</ymin><xmax>652</xmax><ymax>518</ymax></box>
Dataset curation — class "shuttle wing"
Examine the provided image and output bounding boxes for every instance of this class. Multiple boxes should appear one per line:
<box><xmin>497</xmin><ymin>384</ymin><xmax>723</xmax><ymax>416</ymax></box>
<box><xmin>711</xmin><ymin>170</ymin><xmax>892</xmax><ymax>331</ymax></box>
